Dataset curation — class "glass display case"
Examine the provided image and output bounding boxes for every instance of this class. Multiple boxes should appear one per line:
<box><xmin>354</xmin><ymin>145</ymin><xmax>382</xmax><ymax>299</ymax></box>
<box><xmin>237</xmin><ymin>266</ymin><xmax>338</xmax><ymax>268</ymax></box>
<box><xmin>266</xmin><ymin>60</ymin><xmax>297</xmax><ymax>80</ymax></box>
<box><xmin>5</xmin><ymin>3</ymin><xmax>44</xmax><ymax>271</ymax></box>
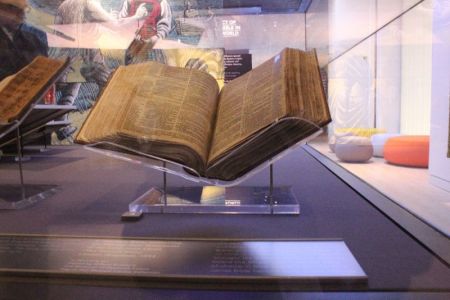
<box><xmin>0</xmin><ymin>0</ymin><xmax>449</xmax><ymax>298</ymax></box>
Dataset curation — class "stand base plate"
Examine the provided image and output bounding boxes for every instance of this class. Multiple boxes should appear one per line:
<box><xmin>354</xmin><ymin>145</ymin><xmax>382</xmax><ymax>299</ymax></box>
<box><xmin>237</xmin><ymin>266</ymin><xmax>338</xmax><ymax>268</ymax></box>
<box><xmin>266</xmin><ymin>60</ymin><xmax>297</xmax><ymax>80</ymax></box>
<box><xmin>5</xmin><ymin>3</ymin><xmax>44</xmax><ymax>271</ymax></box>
<box><xmin>128</xmin><ymin>186</ymin><xmax>299</xmax><ymax>214</ymax></box>
<box><xmin>0</xmin><ymin>184</ymin><xmax>58</xmax><ymax>210</ymax></box>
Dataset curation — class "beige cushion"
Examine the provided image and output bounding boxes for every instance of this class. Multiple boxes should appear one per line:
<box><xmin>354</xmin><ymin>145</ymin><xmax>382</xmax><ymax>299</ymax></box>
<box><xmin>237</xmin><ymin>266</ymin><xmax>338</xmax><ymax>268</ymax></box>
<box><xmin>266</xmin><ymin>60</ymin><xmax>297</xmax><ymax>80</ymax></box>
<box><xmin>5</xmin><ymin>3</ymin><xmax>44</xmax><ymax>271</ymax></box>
<box><xmin>335</xmin><ymin>136</ymin><xmax>373</xmax><ymax>162</ymax></box>
<box><xmin>329</xmin><ymin>131</ymin><xmax>354</xmax><ymax>153</ymax></box>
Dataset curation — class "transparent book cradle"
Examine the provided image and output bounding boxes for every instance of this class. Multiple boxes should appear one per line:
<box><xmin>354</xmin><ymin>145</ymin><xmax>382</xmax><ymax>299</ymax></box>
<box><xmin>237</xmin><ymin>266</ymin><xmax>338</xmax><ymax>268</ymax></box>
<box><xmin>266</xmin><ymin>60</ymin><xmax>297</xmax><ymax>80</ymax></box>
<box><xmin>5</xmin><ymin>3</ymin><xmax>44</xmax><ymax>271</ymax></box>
<box><xmin>0</xmin><ymin>108</ymin><xmax>58</xmax><ymax>210</ymax></box>
<box><xmin>0</xmin><ymin>59</ymin><xmax>72</xmax><ymax>210</ymax></box>
<box><xmin>85</xmin><ymin>117</ymin><xmax>322</xmax><ymax>215</ymax></box>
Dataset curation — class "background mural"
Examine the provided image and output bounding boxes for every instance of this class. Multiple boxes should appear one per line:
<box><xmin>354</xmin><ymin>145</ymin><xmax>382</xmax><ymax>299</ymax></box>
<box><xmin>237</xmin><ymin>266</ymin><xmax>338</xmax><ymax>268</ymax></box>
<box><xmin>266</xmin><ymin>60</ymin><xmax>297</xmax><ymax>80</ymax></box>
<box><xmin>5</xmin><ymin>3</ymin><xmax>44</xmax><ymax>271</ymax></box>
<box><xmin>21</xmin><ymin>0</ymin><xmax>225</xmax><ymax>142</ymax></box>
<box><xmin>1</xmin><ymin>0</ymin><xmax>305</xmax><ymax>142</ymax></box>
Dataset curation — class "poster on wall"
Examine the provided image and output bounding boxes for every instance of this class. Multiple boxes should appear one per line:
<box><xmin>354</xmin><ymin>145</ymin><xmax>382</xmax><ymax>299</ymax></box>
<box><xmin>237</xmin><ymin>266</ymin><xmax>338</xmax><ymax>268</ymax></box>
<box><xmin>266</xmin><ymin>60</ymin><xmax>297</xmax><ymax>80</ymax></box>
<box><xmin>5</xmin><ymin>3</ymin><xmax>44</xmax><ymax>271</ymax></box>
<box><xmin>223</xmin><ymin>49</ymin><xmax>252</xmax><ymax>83</ymax></box>
<box><xmin>40</xmin><ymin>0</ymin><xmax>224</xmax><ymax>100</ymax></box>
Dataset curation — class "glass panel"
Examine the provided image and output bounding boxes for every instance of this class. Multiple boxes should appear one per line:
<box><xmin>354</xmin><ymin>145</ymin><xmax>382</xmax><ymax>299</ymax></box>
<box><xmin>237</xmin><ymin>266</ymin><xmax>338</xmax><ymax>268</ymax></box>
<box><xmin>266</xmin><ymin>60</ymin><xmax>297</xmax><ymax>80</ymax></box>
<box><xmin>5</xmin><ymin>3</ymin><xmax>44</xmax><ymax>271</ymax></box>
<box><xmin>306</xmin><ymin>0</ymin><xmax>450</xmax><ymax>265</ymax></box>
<box><xmin>307</xmin><ymin>0</ymin><xmax>425</xmax><ymax>67</ymax></box>
<box><xmin>308</xmin><ymin>0</ymin><xmax>434</xmax><ymax>137</ymax></box>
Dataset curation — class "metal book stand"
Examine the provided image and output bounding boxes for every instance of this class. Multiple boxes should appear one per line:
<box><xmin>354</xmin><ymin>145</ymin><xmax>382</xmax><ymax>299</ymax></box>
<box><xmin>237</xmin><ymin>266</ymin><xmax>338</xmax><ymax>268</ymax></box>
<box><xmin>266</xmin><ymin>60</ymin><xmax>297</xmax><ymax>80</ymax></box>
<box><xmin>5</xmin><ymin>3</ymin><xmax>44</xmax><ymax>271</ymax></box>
<box><xmin>86</xmin><ymin>117</ymin><xmax>323</xmax><ymax>216</ymax></box>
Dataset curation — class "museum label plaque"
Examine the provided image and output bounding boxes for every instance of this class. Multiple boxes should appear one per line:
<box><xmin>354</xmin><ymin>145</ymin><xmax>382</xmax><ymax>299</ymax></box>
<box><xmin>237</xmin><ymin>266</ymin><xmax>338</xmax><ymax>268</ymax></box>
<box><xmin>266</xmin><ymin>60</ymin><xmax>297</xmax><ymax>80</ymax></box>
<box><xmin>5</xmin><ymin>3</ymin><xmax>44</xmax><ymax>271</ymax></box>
<box><xmin>0</xmin><ymin>235</ymin><xmax>367</xmax><ymax>289</ymax></box>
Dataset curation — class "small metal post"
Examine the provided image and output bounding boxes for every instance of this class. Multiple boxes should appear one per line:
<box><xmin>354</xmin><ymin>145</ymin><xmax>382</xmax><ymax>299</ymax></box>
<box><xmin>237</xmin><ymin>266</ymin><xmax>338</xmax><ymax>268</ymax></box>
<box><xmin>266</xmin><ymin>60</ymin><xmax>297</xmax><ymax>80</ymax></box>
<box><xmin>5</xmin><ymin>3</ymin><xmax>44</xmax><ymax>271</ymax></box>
<box><xmin>269</xmin><ymin>164</ymin><xmax>274</xmax><ymax>214</ymax></box>
<box><xmin>16</xmin><ymin>127</ymin><xmax>26</xmax><ymax>200</ymax></box>
<box><xmin>162</xmin><ymin>161</ymin><xmax>168</xmax><ymax>213</ymax></box>
<box><xmin>43</xmin><ymin>131</ymin><xmax>48</xmax><ymax>150</ymax></box>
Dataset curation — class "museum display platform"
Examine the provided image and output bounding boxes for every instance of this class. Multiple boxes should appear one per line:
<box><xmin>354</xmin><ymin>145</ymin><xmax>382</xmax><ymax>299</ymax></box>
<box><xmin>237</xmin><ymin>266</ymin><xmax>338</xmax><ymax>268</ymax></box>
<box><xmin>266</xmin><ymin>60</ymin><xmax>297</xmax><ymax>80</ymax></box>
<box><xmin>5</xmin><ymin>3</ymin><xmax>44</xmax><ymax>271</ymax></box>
<box><xmin>0</xmin><ymin>145</ymin><xmax>449</xmax><ymax>299</ymax></box>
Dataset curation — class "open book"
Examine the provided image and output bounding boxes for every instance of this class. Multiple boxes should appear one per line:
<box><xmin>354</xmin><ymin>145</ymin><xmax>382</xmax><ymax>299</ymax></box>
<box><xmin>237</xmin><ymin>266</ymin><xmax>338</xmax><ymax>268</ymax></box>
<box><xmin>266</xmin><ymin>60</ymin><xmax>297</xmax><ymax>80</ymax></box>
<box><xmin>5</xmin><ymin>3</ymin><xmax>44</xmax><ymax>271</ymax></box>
<box><xmin>0</xmin><ymin>56</ymin><xmax>69</xmax><ymax>125</ymax></box>
<box><xmin>76</xmin><ymin>48</ymin><xmax>331</xmax><ymax>181</ymax></box>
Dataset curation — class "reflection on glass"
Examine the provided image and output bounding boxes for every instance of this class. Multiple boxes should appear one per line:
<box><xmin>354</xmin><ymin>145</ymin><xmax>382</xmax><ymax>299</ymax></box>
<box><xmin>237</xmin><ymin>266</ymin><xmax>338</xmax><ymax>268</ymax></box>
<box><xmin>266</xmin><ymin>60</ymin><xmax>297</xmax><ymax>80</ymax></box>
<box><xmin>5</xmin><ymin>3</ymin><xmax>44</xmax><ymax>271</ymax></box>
<box><xmin>245</xmin><ymin>241</ymin><xmax>366</xmax><ymax>277</ymax></box>
<box><xmin>314</xmin><ymin>0</ymin><xmax>433</xmax><ymax>140</ymax></box>
<box><xmin>306</xmin><ymin>0</ymin><xmax>425</xmax><ymax>67</ymax></box>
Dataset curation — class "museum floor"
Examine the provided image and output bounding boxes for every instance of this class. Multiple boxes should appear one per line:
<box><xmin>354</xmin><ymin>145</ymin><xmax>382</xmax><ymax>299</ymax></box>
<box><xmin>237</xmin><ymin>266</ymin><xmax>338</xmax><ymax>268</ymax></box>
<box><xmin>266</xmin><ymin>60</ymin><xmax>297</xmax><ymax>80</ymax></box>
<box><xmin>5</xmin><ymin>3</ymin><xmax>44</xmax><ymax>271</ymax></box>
<box><xmin>0</xmin><ymin>144</ymin><xmax>449</xmax><ymax>299</ymax></box>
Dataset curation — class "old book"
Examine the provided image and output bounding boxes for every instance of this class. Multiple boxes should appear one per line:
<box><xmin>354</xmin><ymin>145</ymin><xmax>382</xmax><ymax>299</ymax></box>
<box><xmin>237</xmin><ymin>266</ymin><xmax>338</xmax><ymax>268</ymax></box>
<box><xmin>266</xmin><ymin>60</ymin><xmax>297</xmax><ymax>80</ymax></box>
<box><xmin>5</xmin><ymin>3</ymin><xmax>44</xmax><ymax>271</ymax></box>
<box><xmin>76</xmin><ymin>48</ymin><xmax>331</xmax><ymax>181</ymax></box>
<box><xmin>0</xmin><ymin>56</ymin><xmax>70</xmax><ymax>125</ymax></box>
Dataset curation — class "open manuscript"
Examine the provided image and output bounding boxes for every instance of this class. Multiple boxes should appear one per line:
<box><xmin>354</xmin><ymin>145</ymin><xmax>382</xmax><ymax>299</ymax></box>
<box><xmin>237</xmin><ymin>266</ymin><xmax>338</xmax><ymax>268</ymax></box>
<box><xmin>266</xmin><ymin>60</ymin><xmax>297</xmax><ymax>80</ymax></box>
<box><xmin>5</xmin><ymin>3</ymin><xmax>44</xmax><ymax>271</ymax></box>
<box><xmin>0</xmin><ymin>56</ymin><xmax>69</xmax><ymax>125</ymax></box>
<box><xmin>76</xmin><ymin>48</ymin><xmax>331</xmax><ymax>181</ymax></box>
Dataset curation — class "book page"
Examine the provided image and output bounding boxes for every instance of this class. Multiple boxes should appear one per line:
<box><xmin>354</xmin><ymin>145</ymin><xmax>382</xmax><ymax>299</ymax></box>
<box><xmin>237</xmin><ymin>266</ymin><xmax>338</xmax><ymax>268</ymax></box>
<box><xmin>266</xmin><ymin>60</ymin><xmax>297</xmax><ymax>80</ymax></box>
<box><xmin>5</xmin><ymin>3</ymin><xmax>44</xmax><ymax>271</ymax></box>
<box><xmin>292</xmin><ymin>50</ymin><xmax>330</xmax><ymax>126</ymax></box>
<box><xmin>204</xmin><ymin>48</ymin><xmax>330</xmax><ymax>181</ymax></box>
<box><xmin>119</xmin><ymin>63</ymin><xmax>219</xmax><ymax>162</ymax></box>
<box><xmin>0</xmin><ymin>75</ymin><xmax>14</xmax><ymax>92</ymax></box>
<box><xmin>78</xmin><ymin>61</ymin><xmax>219</xmax><ymax>163</ymax></box>
<box><xmin>76</xmin><ymin>65</ymin><xmax>139</xmax><ymax>144</ymax></box>
<box><xmin>208</xmin><ymin>51</ymin><xmax>287</xmax><ymax>163</ymax></box>
<box><xmin>0</xmin><ymin>56</ymin><xmax>66</xmax><ymax>124</ymax></box>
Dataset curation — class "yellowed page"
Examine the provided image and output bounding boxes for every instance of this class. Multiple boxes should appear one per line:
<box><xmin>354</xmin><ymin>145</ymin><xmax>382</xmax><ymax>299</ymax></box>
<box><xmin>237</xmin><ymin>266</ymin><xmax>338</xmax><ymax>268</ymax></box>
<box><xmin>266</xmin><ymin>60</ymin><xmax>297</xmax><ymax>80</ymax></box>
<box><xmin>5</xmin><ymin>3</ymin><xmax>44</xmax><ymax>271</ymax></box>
<box><xmin>0</xmin><ymin>75</ymin><xmax>14</xmax><ymax>92</ymax></box>
<box><xmin>208</xmin><ymin>51</ymin><xmax>287</xmax><ymax>162</ymax></box>
<box><xmin>77</xmin><ymin>61</ymin><xmax>219</xmax><ymax>162</ymax></box>
<box><xmin>119</xmin><ymin>63</ymin><xmax>219</xmax><ymax>162</ymax></box>
<box><xmin>0</xmin><ymin>56</ymin><xmax>66</xmax><ymax>124</ymax></box>
<box><xmin>76</xmin><ymin>63</ymin><xmax>149</xmax><ymax>143</ymax></box>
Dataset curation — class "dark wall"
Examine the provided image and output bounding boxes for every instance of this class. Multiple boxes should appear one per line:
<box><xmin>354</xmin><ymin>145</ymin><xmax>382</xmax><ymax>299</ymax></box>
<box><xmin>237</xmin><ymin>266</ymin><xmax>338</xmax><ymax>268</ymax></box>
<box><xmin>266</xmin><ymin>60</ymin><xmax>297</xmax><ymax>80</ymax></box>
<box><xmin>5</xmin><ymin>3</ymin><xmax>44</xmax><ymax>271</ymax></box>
<box><xmin>223</xmin><ymin>0</ymin><xmax>302</xmax><ymax>11</ymax></box>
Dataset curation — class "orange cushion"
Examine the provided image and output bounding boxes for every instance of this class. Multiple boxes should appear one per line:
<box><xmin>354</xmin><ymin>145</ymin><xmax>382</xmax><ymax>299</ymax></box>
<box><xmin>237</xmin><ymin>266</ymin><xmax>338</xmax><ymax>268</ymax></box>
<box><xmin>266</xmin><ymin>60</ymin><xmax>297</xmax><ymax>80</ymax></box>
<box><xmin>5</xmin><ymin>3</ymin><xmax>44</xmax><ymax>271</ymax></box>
<box><xmin>384</xmin><ymin>136</ymin><xmax>429</xmax><ymax>168</ymax></box>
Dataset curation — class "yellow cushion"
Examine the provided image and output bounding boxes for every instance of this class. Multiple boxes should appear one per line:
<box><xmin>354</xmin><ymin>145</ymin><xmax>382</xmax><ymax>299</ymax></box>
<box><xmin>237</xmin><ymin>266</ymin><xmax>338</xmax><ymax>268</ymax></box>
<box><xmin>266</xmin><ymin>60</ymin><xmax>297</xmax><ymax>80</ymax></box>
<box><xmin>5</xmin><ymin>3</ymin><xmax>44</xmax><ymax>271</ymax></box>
<box><xmin>335</xmin><ymin>128</ymin><xmax>386</xmax><ymax>138</ymax></box>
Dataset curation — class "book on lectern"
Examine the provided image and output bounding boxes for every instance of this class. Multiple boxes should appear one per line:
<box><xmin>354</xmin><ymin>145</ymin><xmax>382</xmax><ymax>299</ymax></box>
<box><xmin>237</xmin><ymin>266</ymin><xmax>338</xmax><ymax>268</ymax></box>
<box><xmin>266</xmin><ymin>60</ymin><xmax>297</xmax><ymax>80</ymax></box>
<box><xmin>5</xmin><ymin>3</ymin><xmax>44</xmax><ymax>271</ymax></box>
<box><xmin>76</xmin><ymin>48</ymin><xmax>331</xmax><ymax>181</ymax></box>
<box><xmin>0</xmin><ymin>56</ymin><xmax>70</xmax><ymax>125</ymax></box>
